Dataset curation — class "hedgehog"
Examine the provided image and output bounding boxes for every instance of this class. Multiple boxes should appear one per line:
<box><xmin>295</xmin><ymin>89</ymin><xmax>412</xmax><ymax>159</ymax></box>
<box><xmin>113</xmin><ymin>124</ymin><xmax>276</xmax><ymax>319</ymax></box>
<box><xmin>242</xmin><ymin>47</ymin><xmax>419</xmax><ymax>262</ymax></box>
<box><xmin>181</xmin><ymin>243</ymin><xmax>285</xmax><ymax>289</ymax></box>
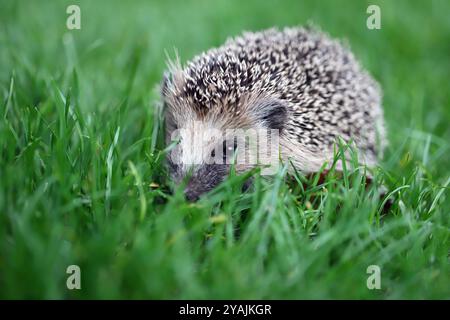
<box><xmin>161</xmin><ymin>26</ymin><xmax>386</xmax><ymax>201</ymax></box>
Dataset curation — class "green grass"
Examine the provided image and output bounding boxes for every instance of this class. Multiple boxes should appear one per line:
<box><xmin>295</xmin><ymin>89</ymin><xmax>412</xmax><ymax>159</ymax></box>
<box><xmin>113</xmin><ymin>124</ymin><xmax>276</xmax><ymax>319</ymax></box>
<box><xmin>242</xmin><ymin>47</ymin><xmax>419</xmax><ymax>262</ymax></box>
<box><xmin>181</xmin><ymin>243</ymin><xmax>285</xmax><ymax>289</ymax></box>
<box><xmin>1</xmin><ymin>0</ymin><xmax>449</xmax><ymax>299</ymax></box>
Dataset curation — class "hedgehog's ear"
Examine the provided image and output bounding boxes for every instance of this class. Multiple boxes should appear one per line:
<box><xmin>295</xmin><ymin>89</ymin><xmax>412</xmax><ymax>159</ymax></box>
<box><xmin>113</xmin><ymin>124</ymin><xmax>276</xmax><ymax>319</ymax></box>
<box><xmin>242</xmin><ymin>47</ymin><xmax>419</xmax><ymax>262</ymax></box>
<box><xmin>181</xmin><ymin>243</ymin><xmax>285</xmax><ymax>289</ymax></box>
<box><xmin>253</xmin><ymin>98</ymin><xmax>287</xmax><ymax>131</ymax></box>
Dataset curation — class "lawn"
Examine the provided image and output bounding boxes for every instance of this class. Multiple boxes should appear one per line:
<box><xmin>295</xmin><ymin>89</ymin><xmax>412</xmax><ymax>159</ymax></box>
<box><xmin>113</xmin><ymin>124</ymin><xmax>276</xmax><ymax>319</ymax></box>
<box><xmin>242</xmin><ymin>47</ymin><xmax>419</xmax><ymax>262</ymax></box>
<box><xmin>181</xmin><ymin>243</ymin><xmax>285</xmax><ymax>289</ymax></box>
<box><xmin>0</xmin><ymin>0</ymin><xmax>449</xmax><ymax>299</ymax></box>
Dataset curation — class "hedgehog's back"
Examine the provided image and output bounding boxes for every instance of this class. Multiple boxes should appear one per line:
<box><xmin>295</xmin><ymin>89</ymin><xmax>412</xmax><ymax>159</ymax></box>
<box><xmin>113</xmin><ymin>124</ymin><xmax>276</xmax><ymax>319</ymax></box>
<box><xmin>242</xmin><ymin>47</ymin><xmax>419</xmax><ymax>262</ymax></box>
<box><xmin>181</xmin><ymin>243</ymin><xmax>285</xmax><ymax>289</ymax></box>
<box><xmin>167</xmin><ymin>27</ymin><xmax>386</xmax><ymax>166</ymax></box>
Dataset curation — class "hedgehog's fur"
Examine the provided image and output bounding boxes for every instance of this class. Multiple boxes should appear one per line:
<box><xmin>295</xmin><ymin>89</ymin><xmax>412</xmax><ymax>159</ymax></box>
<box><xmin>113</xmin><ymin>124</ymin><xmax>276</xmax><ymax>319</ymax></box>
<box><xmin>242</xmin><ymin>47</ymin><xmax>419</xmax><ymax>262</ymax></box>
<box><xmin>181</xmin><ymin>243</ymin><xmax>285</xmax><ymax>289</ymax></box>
<box><xmin>161</xmin><ymin>27</ymin><xmax>386</xmax><ymax>201</ymax></box>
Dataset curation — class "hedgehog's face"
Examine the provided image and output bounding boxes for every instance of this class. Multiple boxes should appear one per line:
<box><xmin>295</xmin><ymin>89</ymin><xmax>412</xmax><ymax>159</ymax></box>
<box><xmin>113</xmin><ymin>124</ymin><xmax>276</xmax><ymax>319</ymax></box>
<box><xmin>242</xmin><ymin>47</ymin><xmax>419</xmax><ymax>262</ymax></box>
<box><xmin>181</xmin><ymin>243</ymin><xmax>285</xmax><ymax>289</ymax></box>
<box><xmin>163</xmin><ymin>102</ymin><xmax>286</xmax><ymax>201</ymax></box>
<box><xmin>165</xmin><ymin>118</ymin><xmax>238</xmax><ymax>201</ymax></box>
<box><xmin>161</xmin><ymin>74</ymin><xmax>287</xmax><ymax>201</ymax></box>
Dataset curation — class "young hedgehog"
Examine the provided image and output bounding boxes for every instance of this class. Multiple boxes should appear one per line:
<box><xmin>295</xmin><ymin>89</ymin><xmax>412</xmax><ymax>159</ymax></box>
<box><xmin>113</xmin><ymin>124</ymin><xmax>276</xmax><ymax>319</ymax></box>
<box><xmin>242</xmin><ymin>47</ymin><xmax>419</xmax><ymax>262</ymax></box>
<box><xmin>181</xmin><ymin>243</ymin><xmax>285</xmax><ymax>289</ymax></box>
<box><xmin>161</xmin><ymin>27</ymin><xmax>386</xmax><ymax>201</ymax></box>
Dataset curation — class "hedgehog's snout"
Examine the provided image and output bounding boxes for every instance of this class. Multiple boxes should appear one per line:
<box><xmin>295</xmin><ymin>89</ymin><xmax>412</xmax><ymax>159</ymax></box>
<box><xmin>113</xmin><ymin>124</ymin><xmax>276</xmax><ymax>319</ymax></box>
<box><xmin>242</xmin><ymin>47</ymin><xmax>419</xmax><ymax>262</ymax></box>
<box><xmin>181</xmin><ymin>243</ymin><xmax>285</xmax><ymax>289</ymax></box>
<box><xmin>181</xmin><ymin>164</ymin><xmax>228</xmax><ymax>202</ymax></box>
<box><xmin>184</xmin><ymin>185</ymin><xmax>201</xmax><ymax>202</ymax></box>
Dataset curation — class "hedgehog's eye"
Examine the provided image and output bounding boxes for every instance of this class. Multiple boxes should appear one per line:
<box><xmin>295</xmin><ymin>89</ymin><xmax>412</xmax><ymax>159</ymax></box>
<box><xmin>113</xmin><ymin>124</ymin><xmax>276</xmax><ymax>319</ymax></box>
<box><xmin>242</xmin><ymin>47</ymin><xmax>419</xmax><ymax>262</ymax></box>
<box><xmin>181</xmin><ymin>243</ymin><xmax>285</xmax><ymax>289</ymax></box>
<box><xmin>210</xmin><ymin>139</ymin><xmax>238</xmax><ymax>164</ymax></box>
<box><xmin>222</xmin><ymin>138</ymin><xmax>238</xmax><ymax>164</ymax></box>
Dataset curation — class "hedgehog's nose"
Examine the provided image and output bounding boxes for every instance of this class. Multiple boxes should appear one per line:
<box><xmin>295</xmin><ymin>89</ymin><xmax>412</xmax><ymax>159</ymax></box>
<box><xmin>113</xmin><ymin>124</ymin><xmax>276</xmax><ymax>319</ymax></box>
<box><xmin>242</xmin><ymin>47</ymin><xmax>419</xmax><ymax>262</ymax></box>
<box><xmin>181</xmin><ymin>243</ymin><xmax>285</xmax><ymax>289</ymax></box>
<box><xmin>184</xmin><ymin>187</ymin><xmax>200</xmax><ymax>202</ymax></box>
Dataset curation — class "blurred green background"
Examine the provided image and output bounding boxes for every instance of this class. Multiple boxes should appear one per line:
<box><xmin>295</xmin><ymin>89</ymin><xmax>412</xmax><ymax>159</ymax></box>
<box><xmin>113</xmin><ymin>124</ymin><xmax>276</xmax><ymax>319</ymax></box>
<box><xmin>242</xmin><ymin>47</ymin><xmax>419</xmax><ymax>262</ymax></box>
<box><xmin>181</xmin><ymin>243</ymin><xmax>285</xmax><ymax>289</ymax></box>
<box><xmin>0</xmin><ymin>0</ymin><xmax>449</xmax><ymax>299</ymax></box>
